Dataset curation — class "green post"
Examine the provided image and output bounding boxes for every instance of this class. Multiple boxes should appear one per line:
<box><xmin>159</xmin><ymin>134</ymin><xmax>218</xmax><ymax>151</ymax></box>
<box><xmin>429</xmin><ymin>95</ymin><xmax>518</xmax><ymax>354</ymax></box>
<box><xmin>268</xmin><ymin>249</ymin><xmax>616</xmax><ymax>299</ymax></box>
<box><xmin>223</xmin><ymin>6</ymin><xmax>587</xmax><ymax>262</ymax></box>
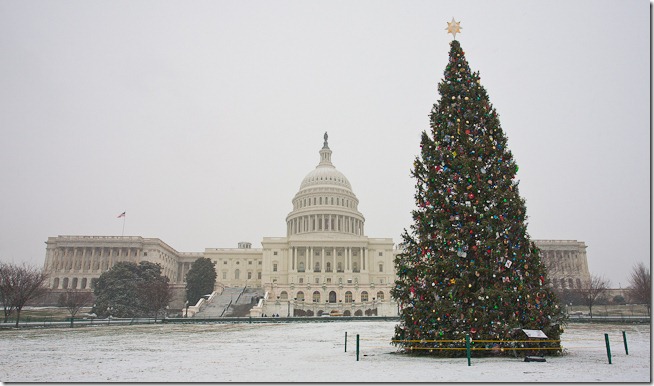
<box><xmin>345</xmin><ymin>332</ymin><xmax>348</xmax><ymax>352</ymax></box>
<box><xmin>604</xmin><ymin>333</ymin><xmax>612</xmax><ymax>364</ymax></box>
<box><xmin>356</xmin><ymin>334</ymin><xmax>360</xmax><ymax>361</ymax></box>
<box><xmin>622</xmin><ymin>331</ymin><xmax>629</xmax><ymax>355</ymax></box>
<box><xmin>465</xmin><ymin>334</ymin><xmax>471</xmax><ymax>366</ymax></box>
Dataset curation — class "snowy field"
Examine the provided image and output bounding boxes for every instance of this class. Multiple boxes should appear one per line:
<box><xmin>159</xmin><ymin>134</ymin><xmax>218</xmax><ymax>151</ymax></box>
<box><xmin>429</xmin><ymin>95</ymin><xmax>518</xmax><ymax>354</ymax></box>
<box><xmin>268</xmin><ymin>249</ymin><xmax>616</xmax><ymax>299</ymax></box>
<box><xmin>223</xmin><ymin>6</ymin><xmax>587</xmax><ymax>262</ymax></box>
<box><xmin>0</xmin><ymin>321</ymin><xmax>649</xmax><ymax>383</ymax></box>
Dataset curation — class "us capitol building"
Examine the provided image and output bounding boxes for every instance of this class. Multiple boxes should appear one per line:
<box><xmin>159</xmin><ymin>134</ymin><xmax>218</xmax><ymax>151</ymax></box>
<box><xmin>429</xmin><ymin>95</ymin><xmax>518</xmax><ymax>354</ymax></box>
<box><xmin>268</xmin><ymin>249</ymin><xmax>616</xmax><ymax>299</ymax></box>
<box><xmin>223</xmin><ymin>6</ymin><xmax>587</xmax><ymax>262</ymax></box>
<box><xmin>43</xmin><ymin>134</ymin><xmax>591</xmax><ymax>316</ymax></box>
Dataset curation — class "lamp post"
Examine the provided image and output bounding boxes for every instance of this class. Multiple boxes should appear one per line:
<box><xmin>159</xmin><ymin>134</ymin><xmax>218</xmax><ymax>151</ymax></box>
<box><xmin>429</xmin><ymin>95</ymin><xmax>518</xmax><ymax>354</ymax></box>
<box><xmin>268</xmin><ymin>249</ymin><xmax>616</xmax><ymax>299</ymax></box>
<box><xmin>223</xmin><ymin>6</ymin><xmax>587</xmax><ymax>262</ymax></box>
<box><xmin>185</xmin><ymin>301</ymin><xmax>189</xmax><ymax>318</ymax></box>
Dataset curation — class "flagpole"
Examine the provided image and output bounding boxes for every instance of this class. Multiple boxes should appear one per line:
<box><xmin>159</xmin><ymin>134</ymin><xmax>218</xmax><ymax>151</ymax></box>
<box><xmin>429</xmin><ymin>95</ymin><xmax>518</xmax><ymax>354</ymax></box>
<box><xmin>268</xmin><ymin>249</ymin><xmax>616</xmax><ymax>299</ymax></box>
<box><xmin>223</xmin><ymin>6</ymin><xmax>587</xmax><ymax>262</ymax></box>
<box><xmin>122</xmin><ymin>214</ymin><xmax>126</xmax><ymax>236</ymax></box>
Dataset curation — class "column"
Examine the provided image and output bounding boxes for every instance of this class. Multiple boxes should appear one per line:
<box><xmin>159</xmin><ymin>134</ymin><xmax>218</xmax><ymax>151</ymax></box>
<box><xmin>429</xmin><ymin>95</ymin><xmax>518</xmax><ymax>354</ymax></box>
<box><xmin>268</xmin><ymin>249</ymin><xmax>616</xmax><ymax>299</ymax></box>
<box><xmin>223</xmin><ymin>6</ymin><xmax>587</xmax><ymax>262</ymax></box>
<box><xmin>362</xmin><ymin>247</ymin><xmax>366</xmax><ymax>271</ymax></box>
<box><xmin>332</xmin><ymin>247</ymin><xmax>336</xmax><ymax>274</ymax></box>
<box><xmin>321</xmin><ymin>248</ymin><xmax>325</xmax><ymax>273</ymax></box>
<box><xmin>309</xmin><ymin>247</ymin><xmax>313</xmax><ymax>272</ymax></box>
<box><xmin>346</xmin><ymin>247</ymin><xmax>351</xmax><ymax>272</ymax></box>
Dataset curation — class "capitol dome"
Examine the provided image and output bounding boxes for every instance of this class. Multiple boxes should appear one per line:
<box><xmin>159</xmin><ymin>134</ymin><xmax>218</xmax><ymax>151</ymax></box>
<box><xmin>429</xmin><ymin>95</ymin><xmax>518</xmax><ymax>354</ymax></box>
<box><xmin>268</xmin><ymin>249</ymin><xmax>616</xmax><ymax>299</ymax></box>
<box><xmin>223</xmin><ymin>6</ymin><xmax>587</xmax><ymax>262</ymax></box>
<box><xmin>286</xmin><ymin>133</ymin><xmax>365</xmax><ymax>237</ymax></box>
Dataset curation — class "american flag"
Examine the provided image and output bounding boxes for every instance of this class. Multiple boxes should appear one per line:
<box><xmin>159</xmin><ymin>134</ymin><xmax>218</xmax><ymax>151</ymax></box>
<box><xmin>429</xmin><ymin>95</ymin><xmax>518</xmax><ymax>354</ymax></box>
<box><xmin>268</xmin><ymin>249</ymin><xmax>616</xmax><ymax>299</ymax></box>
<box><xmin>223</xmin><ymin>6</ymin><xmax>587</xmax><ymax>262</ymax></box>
<box><xmin>117</xmin><ymin>212</ymin><xmax>126</xmax><ymax>218</ymax></box>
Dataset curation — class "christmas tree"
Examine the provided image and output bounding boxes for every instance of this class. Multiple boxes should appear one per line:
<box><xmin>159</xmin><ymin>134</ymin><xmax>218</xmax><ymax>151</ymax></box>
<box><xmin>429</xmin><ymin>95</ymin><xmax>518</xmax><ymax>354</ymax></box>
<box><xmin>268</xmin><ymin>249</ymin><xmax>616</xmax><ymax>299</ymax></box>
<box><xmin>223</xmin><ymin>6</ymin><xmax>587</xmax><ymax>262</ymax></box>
<box><xmin>391</xmin><ymin>22</ymin><xmax>565</xmax><ymax>356</ymax></box>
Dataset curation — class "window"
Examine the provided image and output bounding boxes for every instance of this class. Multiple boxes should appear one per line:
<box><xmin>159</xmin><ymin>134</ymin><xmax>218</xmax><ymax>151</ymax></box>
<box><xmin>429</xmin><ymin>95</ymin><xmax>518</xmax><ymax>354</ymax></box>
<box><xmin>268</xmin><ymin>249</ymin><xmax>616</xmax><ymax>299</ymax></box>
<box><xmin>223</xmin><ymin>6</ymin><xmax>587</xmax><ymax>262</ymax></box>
<box><xmin>273</xmin><ymin>251</ymin><xmax>278</xmax><ymax>256</ymax></box>
<box><xmin>235</xmin><ymin>269</ymin><xmax>240</xmax><ymax>279</ymax></box>
<box><xmin>379</xmin><ymin>252</ymin><xmax>383</xmax><ymax>256</ymax></box>
<box><xmin>314</xmin><ymin>262</ymin><xmax>320</xmax><ymax>272</ymax></box>
<box><xmin>353</xmin><ymin>262</ymin><xmax>359</xmax><ymax>272</ymax></box>
<box><xmin>71</xmin><ymin>278</ymin><xmax>78</xmax><ymax>289</ymax></box>
<box><xmin>258</xmin><ymin>272</ymin><xmax>261</xmax><ymax>279</ymax></box>
<box><xmin>53</xmin><ymin>278</ymin><xmax>60</xmax><ymax>289</ymax></box>
<box><xmin>315</xmin><ymin>278</ymin><xmax>319</xmax><ymax>284</ymax></box>
<box><xmin>299</xmin><ymin>278</ymin><xmax>304</xmax><ymax>284</ymax></box>
<box><xmin>326</xmin><ymin>278</ymin><xmax>332</xmax><ymax>284</ymax></box>
<box><xmin>298</xmin><ymin>262</ymin><xmax>305</xmax><ymax>272</ymax></box>
<box><xmin>258</xmin><ymin>261</ymin><xmax>262</xmax><ymax>265</ymax></box>
<box><xmin>337</xmin><ymin>262</ymin><xmax>343</xmax><ymax>272</ymax></box>
<box><xmin>81</xmin><ymin>278</ymin><xmax>87</xmax><ymax>289</ymax></box>
<box><xmin>62</xmin><ymin>278</ymin><xmax>69</xmax><ymax>289</ymax></box>
<box><xmin>280</xmin><ymin>291</ymin><xmax>288</xmax><ymax>300</ymax></box>
<box><xmin>249</xmin><ymin>261</ymin><xmax>253</xmax><ymax>265</ymax></box>
<box><xmin>248</xmin><ymin>271</ymin><xmax>252</xmax><ymax>279</ymax></box>
<box><xmin>377</xmin><ymin>291</ymin><xmax>385</xmax><ymax>301</ymax></box>
<box><xmin>313</xmin><ymin>291</ymin><xmax>321</xmax><ymax>302</ymax></box>
<box><xmin>297</xmin><ymin>291</ymin><xmax>305</xmax><ymax>301</ymax></box>
<box><xmin>273</xmin><ymin>263</ymin><xmax>278</xmax><ymax>272</ymax></box>
<box><xmin>224</xmin><ymin>261</ymin><xmax>227</xmax><ymax>264</ymax></box>
<box><xmin>361</xmin><ymin>291</ymin><xmax>369</xmax><ymax>302</ymax></box>
<box><xmin>379</xmin><ymin>263</ymin><xmax>384</xmax><ymax>272</ymax></box>
<box><xmin>345</xmin><ymin>291</ymin><xmax>353</xmax><ymax>303</ymax></box>
<box><xmin>223</xmin><ymin>272</ymin><xmax>227</xmax><ymax>279</ymax></box>
<box><xmin>326</xmin><ymin>262</ymin><xmax>332</xmax><ymax>272</ymax></box>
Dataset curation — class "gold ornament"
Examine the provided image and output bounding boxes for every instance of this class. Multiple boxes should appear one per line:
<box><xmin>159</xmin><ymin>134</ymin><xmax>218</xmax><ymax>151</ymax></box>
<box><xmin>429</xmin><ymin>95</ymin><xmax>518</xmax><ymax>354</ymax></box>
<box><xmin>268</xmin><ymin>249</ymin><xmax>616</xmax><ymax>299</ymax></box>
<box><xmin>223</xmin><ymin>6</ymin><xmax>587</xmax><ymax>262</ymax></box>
<box><xmin>446</xmin><ymin>18</ymin><xmax>462</xmax><ymax>39</ymax></box>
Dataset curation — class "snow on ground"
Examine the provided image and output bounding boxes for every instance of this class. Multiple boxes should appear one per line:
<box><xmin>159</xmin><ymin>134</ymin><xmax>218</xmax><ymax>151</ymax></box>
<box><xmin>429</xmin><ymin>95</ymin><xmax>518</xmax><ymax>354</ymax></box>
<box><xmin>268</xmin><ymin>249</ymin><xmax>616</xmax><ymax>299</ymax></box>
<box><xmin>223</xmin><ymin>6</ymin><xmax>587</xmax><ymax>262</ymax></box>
<box><xmin>0</xmin><ymin>321</ymin><xmax>649</xmax><ymax>382</ymax></box>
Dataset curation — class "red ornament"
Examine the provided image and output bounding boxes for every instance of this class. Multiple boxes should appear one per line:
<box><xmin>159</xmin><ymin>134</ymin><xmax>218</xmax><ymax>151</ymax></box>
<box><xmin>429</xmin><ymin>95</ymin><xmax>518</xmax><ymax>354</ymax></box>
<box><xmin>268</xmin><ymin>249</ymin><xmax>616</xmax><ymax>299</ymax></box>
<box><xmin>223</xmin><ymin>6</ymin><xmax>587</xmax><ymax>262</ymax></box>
<box><xmin>468</xmin><ymin>193</ymin><xmax>475</xmax><ymax>199</ymax></box>
<box><xmin>470</xmin><ymin>327</ymin><xmax>477</xmax><ymax>334</ymax></box>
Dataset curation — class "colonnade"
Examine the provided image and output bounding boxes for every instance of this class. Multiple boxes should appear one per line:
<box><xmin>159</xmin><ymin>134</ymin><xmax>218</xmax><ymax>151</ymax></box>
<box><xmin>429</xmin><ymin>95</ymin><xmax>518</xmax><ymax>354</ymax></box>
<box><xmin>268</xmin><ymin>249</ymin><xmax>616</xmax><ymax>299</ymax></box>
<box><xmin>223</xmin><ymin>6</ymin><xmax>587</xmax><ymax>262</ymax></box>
<box><xmin>288</xmin><ymin>246</ymin><xmax>367</xmax><ymax>273</ymax></box>
<box><xmin>287</xmin><ymin>214</ymin><xmax>363</xmax><ymax>236</ymax></box>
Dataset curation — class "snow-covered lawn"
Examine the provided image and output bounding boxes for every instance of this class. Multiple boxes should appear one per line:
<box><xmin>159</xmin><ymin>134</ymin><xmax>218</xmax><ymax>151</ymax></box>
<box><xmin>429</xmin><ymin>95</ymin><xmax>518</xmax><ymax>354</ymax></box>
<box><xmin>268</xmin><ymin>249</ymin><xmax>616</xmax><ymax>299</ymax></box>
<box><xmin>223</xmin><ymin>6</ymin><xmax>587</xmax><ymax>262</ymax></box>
<box><xmin>0</xmin><ymin>321</ymin><xmax>649</xmax><ymax>382</ymax></box>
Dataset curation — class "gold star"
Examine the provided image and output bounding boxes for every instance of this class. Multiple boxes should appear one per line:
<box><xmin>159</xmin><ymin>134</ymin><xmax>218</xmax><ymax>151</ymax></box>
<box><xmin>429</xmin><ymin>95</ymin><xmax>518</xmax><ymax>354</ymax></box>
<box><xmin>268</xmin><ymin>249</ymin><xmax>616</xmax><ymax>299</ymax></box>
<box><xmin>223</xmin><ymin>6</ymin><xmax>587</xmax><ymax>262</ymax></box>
<box><xmin>446</xmin><ymin>17</ymin><xmax>462</xmax><ymax>39</ymax></box>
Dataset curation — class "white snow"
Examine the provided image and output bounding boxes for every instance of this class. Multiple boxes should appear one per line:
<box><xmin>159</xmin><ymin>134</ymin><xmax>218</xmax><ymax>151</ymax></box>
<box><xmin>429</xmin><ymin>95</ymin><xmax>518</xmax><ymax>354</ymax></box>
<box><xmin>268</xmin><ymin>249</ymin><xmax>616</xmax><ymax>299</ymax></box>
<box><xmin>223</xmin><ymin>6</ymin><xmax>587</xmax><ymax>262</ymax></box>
<box><xmin>0</xmin><ymin>321</ymin><xmax>649</xmax><ymax>382</ymax></box>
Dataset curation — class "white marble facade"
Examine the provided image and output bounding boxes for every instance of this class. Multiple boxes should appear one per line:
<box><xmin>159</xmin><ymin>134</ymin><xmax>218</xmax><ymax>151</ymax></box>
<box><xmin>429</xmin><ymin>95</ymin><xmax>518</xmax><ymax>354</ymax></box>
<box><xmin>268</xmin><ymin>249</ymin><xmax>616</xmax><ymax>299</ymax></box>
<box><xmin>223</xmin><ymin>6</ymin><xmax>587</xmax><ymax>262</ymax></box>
<box><xmin>43</xmin><ymin>134</ymin><xmax>591</xmax><ymax>316</ymax></box>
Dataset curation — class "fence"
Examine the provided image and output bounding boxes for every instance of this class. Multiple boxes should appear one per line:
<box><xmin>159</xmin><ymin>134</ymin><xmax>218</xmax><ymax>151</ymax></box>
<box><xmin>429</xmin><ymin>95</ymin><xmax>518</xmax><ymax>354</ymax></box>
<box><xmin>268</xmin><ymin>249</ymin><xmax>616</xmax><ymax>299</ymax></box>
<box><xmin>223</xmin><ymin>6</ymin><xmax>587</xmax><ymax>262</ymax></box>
<box><xmin>344</xmin><ymin>330</ymin><xmax>631</xmax><ymax>366</ymax></box>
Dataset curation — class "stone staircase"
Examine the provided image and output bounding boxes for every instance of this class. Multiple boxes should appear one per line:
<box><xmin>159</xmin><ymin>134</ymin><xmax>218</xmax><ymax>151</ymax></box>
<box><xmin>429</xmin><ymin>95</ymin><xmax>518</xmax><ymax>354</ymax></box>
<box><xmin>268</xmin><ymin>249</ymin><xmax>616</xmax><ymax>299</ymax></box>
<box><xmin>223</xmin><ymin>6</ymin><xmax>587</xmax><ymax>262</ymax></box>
<box><xmin>194</xmin><ymin>286</ymin><xmax>264</xmax><ymax>318</ymax></box>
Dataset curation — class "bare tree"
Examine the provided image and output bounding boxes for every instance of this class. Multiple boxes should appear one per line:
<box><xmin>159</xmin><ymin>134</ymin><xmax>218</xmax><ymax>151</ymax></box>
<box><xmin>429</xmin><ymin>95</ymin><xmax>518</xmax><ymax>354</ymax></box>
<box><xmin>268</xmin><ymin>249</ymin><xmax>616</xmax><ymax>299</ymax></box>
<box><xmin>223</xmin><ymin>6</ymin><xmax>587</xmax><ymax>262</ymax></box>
<box><xmin>0</xmin><ymin>263</ymin><xmax>17</xmax><ymax>322</ymax></box>
<box><xmin>627</xmin><ymin>262</ymin><xmax>651</xmax><ymax>316</ymax></box>
<box><xmin>58</xmin><ymin>289</ymin><xmax>94</xmax><ymax>327</ymax></box>
<box><xmin>140</xmin><ymin>278</ymin><xmax>172</xmax><ymax>322</ymax></box>
<box><xmin>579</xmin><ymin>275</ymin><xmax>610</xmax><ymax>318</ymax></box>
<box><xmin>0</xmin><ymin>263</ymin><xmax>49</xmax><ymax>326</ymax></box>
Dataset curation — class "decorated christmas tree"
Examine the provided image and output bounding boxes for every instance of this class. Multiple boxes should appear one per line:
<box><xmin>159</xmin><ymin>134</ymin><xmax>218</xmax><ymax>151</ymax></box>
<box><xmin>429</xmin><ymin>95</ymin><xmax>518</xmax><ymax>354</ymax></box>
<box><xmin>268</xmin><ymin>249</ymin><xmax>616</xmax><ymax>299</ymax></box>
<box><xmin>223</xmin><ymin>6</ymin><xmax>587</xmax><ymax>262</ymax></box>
<box><xmin>391</xmin><ymin>20</ymin><xmax>565</xmax><ymax>356</ymax></box>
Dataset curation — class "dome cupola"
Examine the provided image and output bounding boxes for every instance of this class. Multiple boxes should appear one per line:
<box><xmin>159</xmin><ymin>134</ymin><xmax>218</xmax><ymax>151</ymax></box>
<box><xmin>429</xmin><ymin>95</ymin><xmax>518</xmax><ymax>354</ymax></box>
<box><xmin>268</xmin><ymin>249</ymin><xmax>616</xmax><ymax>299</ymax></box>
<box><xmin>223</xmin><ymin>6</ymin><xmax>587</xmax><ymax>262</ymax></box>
<box><xmin>286</xmin><ymin>133</ymin><xmax>365</xmax><ymax>237</ymax></box>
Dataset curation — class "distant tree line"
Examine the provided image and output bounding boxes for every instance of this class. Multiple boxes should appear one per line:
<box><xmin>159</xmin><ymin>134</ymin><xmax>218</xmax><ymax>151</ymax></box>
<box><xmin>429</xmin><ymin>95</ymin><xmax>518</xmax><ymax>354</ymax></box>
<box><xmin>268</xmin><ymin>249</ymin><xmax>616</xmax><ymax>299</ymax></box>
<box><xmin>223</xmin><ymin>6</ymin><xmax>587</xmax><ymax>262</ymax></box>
<box><xmin>551</xmin><ymin>262</ymin><xmax>651</xmax><ymax>317</ymax></box>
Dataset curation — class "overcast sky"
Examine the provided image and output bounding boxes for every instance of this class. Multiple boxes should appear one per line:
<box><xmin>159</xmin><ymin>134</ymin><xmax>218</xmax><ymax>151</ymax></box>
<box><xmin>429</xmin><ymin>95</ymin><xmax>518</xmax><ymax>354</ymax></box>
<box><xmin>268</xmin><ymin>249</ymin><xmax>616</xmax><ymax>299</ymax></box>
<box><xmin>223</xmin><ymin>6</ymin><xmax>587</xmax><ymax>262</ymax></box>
<box><xmin>0</xmin><ymin>0</ymin><xmax>649</xmax><ymax>287</ymax></box>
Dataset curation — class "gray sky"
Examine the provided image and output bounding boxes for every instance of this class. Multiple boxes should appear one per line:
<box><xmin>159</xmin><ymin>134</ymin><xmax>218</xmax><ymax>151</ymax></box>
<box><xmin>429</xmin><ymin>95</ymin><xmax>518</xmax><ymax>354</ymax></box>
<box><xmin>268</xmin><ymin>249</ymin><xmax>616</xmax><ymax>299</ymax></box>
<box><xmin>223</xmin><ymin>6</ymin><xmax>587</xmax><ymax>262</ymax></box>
<box><xmin>0</xmin><ymin>0</ymin><xmax>649</xmax><ymax>287</ymax></box>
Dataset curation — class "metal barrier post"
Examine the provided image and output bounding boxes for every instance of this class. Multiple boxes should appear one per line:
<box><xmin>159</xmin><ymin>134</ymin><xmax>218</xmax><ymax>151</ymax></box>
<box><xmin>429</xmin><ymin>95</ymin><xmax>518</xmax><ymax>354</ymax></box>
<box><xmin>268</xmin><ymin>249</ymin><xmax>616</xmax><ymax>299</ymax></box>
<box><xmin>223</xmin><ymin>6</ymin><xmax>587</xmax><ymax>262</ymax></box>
<box><xmin>356</xmin><ymin>334</ymin><xmax>360</xmax><ymax>361</ymax></box>
<box><xmin>622</xmin><ymin>331</ymin><xmax>629</xmax><ymax>355</ymax></box>
<box><xmin>604</xmin><ymin>333</ymin><xmax>612</xmax><ymax>364</ymax></box>
<box><xmin>345</xmin><ymin>332</ymin><xmax>348</xmax><ymax>352</ymax></box>
<box><xmin>465</xmin><ymin>334</ymin><xmax>471</xmax><ymax>366</ymax></box>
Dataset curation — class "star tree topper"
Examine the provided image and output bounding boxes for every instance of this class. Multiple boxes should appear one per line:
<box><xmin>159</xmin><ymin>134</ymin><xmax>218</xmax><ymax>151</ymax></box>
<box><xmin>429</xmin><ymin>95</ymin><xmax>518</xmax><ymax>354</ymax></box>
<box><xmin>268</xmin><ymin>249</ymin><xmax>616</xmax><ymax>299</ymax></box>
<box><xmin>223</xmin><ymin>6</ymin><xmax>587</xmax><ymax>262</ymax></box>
<box><xmin>446</xmin><ymin>17</ymin><xmax>462</xmax><ymax>39</ymax></box>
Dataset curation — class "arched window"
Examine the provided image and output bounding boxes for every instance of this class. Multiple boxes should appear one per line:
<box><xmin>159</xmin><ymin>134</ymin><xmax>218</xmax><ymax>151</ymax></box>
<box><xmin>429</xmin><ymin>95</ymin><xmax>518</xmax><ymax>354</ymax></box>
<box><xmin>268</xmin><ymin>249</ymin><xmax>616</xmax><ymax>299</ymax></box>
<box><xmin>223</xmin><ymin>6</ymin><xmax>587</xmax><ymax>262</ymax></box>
<box><xmin>379</xmin><ymin>263</ymin><xmax>383</xmax><ymax>272</ymax></box>
<box><xmin>280</xmin><ymin>291</ymin><xmax>288</xmax><ymax>300</ymax></box>
<box><xmin>353</xmin><ymin>262</ymin><xmax>359</xmax><ymax>272</ymax></box>
<box><xmin>235</xmin><ymin>269</ymin><xmax>240</xmax><ymax>280</ymax></box>
<box><xmin>296</xmin><ymin>291</ymin><xmax>305</xmax><ymax>301</ymax></box>
<box><xmin>71</xmin><ymin>278</ymin><xmax>78</xmax><ymax>289</ymax></box>
<box><xmin>560</xmin><ymin>278</ymin><xmax>566</xmax><ymax>289</ymax></box>
<box><xmin>576</xmin><ymin>278</ymin><xmax>582</xmax><ymax>288</ymax></box>
<box><xmin>313</xmin><ymin>291</ymin><xmax>321</xmax><ymax>303</ymax></box>
<box><xmin>298</xmin><ymin>262</ymin><xmax>305</xmax><ymax>272</ymax></box>
<box><xmin>376</xmin><ymin>291</ymin><xmax>384</xmax><ymax>301</ymax></box>
<box><xmin>337</xmin><ymin>262</ymin><xmax>343</xmax><ymax>272</ymax></box>
<box><xmin>62</xmin><ymin>278</ymin><xmax>69</xmax><ymax>289</ymax></box>
<box><xmin>329</xmin><ymin>291</ymin><xmax>337</xmax><ymax>303</ymax></box>
<box><xmin>81</xmin><ymin>278</ymin><xmax>87</xmax><ymax>289</ymax></box>
<box><xmin>314</xmin><ymin>262</ymin><xmax>320</xmax><ymax>272</ymax></box>
<box><xmin>568</xmin><ymin>278</ymin><xmax>574</xmax><ymax>288</ymax></box>
<box><xmin>53</xmin><ymin>278</ymin><xmax>60</xmax><ymax>289</ymax></box>
<box><xmin>326</xmin><ymin>262</ymin><xmax>332</xmax><ymax>272</ymax></box>
<box><xmin>361</xmin><ymin>291</ymin><xmax>369</xmax><ymax>302</ymax></box>
<box><xmin>345</xmin><ymin>291</ymin><xmax>353</xmax><ymax>303</ymax></box>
